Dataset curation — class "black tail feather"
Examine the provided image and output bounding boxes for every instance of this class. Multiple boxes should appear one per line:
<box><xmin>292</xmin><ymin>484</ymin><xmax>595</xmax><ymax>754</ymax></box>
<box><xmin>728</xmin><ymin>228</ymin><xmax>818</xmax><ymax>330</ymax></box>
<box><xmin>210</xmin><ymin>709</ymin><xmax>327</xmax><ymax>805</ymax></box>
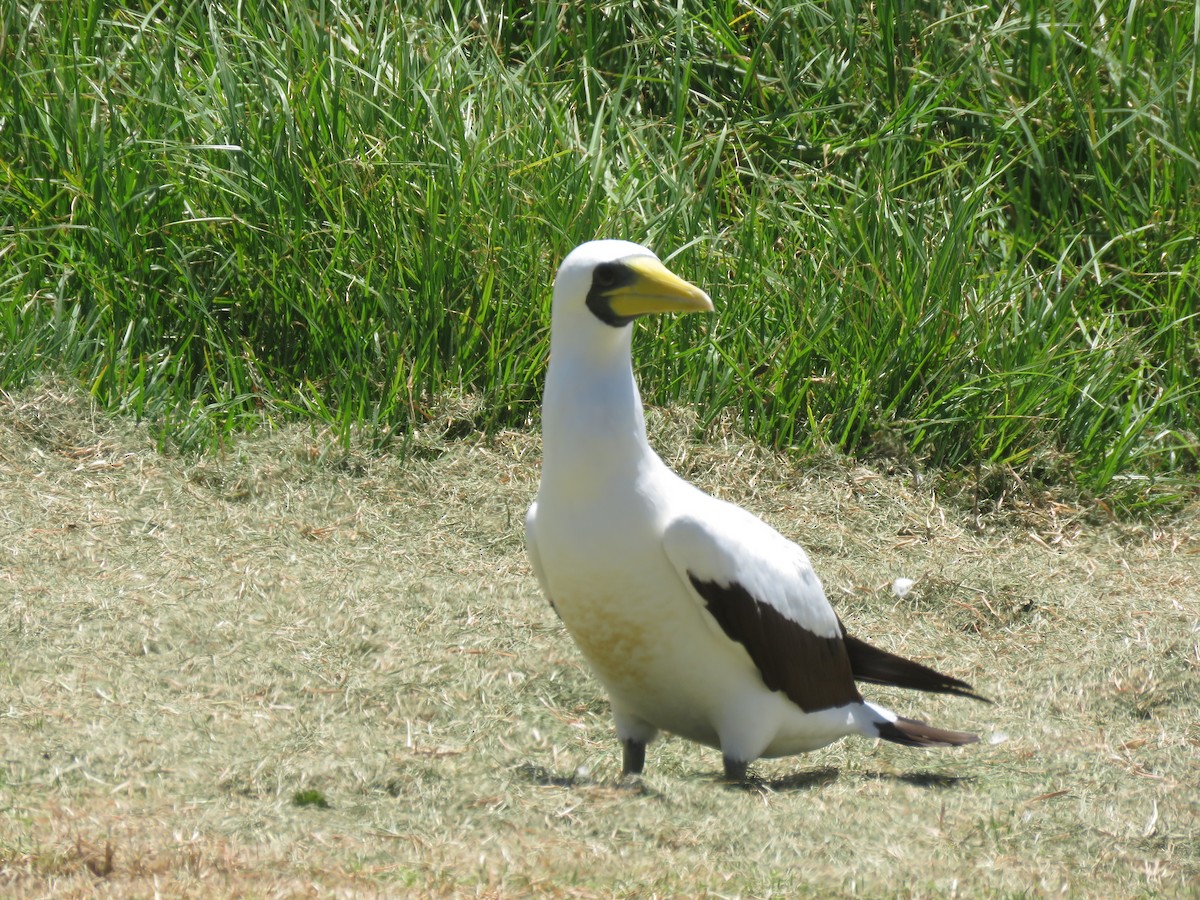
<box><xmin>875</xmin><ymin>715</ymin><xmax>979</xmax><ymax>748</ymax></box>
<box><xmin>844</xmin><ymin>634</ymin><xmax>990</xmax><ymax>703</ymax></box>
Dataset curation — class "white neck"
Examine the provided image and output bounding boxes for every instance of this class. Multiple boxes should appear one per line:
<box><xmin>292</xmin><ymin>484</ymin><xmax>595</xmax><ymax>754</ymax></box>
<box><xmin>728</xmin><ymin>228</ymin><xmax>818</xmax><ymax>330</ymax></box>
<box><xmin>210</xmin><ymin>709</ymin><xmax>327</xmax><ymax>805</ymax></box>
<box><xmin>540</xmin><ymin>322</ymin><xmax>658</xmax><ymax>488</ymax></box>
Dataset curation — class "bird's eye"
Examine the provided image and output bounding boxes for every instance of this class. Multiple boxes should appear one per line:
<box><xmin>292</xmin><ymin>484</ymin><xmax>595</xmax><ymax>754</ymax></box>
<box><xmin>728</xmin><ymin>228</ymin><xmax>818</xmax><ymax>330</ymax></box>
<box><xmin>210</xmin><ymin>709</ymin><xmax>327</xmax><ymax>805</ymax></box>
<box><xmin>593</xmin><ymin>265</ymin><xmax>618</xmax><ymax>289</ymax></box>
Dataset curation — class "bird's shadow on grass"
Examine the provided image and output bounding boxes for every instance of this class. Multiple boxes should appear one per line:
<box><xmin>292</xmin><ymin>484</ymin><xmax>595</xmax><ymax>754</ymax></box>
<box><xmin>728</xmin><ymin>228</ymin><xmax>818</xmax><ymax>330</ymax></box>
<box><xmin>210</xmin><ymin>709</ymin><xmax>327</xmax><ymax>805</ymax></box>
<box><xmin>511</xmin><ymin>762</ymin><xmax>660</xmax><ymax>796</ymax></box>
<box><xmin>743</xmin><ymin>767</ymin><xmax>973</xmax><ymax>793</ymax></box>
<box><xmin>863</xmin><ymin>769</ymin><xmax>976</xmax><ymax>789</ymax></box>
<box><xmin>514</xmin><ymin>762</ymin><xmax>584</xmax><ymax>788</ymax></box>
<box><xmin>513</xmin><ymin>762</ymin><xmax>969</xmax><ymax>795</ymax></box>
<box><xmin>750</xmin><ymin>766</ymin><xmax>842</xmax><ymax>792</ymax></box>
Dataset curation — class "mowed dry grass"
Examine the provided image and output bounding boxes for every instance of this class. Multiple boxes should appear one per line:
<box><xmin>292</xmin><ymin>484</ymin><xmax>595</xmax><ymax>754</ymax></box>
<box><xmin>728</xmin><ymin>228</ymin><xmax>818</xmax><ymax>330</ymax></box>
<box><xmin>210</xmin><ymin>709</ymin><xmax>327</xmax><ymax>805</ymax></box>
<box><xmin>1</xmin><ymin>384</ymin><xmax>1197</xmax><ymax>898</ymax></box>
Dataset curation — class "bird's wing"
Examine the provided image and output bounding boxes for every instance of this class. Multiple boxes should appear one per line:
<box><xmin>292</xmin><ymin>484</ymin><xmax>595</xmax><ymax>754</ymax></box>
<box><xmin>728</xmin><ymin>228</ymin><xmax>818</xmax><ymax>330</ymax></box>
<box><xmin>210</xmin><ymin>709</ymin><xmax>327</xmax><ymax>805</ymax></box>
<box><xmin>661</xmin><ymin>498</ymin><xmax>861</xmax><ymax>713</ymax></box>
<box><xmin>525</xmin><ymin>501</ymin><xmax>558</xmax><ymax>615</ymax></box>
<box><xmin>841</xmin><ymin>627</ymin><xmax>990</xmax><ymax>702</ymax></box>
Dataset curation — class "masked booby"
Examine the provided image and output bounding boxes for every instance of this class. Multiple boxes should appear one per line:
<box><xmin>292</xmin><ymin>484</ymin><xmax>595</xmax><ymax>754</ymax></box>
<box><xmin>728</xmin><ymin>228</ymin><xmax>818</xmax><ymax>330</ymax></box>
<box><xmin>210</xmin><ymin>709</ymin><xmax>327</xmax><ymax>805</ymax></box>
<box><xmin>525</xmin><ymin>239</ymin><xmax>987</xmax><ymax>782</ymax></box>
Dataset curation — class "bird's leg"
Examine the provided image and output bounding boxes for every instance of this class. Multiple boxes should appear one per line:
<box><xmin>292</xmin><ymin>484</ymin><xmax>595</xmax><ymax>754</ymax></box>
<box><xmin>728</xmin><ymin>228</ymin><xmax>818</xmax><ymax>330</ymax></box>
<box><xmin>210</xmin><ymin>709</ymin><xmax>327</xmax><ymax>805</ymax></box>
<box><xmin>722</xmin><ymin>755</ymin><xmax>749</xmax><ymax>784</ymax></box>
<box><xmin>621</xmin><ymin>738</ymin><xmax>646</xmax><ymax>776</ymax></box>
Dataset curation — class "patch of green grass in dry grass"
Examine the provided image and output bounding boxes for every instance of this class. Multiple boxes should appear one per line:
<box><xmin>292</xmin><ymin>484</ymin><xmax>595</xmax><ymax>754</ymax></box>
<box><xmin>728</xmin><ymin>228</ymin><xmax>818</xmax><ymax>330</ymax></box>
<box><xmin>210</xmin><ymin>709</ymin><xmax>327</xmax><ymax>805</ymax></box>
<box><xmin>1</xmin><ymin>384</ymin><xmax>1196</xmax><ymax>897</ymax></box>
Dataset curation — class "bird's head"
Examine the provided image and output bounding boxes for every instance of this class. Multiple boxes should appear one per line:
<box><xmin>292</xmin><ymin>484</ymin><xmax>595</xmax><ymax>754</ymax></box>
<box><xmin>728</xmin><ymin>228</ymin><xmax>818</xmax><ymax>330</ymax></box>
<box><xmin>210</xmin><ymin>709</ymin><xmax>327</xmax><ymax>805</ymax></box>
<box><xmin>551</xmin><ymin>240</ymin><xmax>713</xmax><ymax>335</ymax></box>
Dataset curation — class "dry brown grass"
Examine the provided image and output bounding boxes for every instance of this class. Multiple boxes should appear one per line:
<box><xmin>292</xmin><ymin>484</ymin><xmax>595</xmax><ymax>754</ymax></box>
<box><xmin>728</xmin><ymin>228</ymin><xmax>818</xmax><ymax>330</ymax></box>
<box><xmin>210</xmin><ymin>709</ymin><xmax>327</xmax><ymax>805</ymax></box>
<box><xmin>1</xmin><ymin>383</ymin><xmax>1197</xmax><ymax>898</ymax></box>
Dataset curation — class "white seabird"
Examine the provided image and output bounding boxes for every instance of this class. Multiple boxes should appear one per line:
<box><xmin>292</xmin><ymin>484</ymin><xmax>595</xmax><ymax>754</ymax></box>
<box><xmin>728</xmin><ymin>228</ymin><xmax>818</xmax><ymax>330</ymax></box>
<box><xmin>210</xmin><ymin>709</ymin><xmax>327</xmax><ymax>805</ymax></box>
<box><xmin>525</xmin><ymin>239</ymin><xmax>987</xmax><ymax>782</ymax></box>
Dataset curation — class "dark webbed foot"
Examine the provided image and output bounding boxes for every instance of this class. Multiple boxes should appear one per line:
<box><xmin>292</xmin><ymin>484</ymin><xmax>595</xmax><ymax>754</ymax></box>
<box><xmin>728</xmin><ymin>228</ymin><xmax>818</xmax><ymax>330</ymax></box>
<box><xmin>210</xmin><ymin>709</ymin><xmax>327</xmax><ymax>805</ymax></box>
<box><xmin>722</xmin><ymin>755</ymin><xmax>749</xmax><ymax>784</ymax></box>
<box><xmin>622</xmin><ymin>738</ymin><xmax>646</xmax><ymax>775</ymax></box>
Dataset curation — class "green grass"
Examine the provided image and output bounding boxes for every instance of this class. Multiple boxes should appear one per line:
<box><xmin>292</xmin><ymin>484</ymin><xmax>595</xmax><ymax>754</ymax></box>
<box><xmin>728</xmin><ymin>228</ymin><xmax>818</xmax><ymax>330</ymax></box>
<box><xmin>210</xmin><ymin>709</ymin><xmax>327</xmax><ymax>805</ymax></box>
<box><xmin>2</xmin><ymin>0</ymin><xmax>1198</xmax><ymax>499</ymax></box>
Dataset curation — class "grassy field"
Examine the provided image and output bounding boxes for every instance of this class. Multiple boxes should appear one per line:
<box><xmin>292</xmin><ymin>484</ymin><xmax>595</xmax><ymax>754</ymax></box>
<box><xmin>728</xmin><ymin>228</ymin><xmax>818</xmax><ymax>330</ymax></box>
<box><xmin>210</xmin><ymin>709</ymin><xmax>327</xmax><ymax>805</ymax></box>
<box><xmin>1</xmin><ymin>384</ymin><xmax>1197</xmax><ymax>897</ymax></box>
<box><xmin>3</xmin><ymin>2</ymin><xmax>1199</xmax><ymax>897</ymax></box>
<box><xmin>2</xmin><ymin>0</ymin><xmax>1198</xmax><ymax>504</ymax></box>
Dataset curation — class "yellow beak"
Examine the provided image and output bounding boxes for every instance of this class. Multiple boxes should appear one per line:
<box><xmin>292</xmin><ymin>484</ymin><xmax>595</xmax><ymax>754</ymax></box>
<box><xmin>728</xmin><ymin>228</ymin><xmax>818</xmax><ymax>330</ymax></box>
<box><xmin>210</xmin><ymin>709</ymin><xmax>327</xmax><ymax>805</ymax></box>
<box><xmin>606</xmin><ymin>257</ymin><xmax>714</xmax><ymax>319</ymax></box>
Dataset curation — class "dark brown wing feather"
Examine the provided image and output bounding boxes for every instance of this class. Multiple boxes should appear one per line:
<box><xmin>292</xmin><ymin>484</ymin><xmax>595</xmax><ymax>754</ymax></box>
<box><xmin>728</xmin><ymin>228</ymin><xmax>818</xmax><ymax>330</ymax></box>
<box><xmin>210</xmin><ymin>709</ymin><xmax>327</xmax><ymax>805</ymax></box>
<box><xmin>688</xmin><ymin>576</ymin><xmax>862</xmax><ymax>713</ymax></box>
<box><xmin>842</xmin><ymin>632</ymin><xmax>990</xmax><ymax>703</ymax></box>
<box><xmin>875</xmin><ymin>715</ymin><xmax>979</xmax><ymax>747</ymax></box>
